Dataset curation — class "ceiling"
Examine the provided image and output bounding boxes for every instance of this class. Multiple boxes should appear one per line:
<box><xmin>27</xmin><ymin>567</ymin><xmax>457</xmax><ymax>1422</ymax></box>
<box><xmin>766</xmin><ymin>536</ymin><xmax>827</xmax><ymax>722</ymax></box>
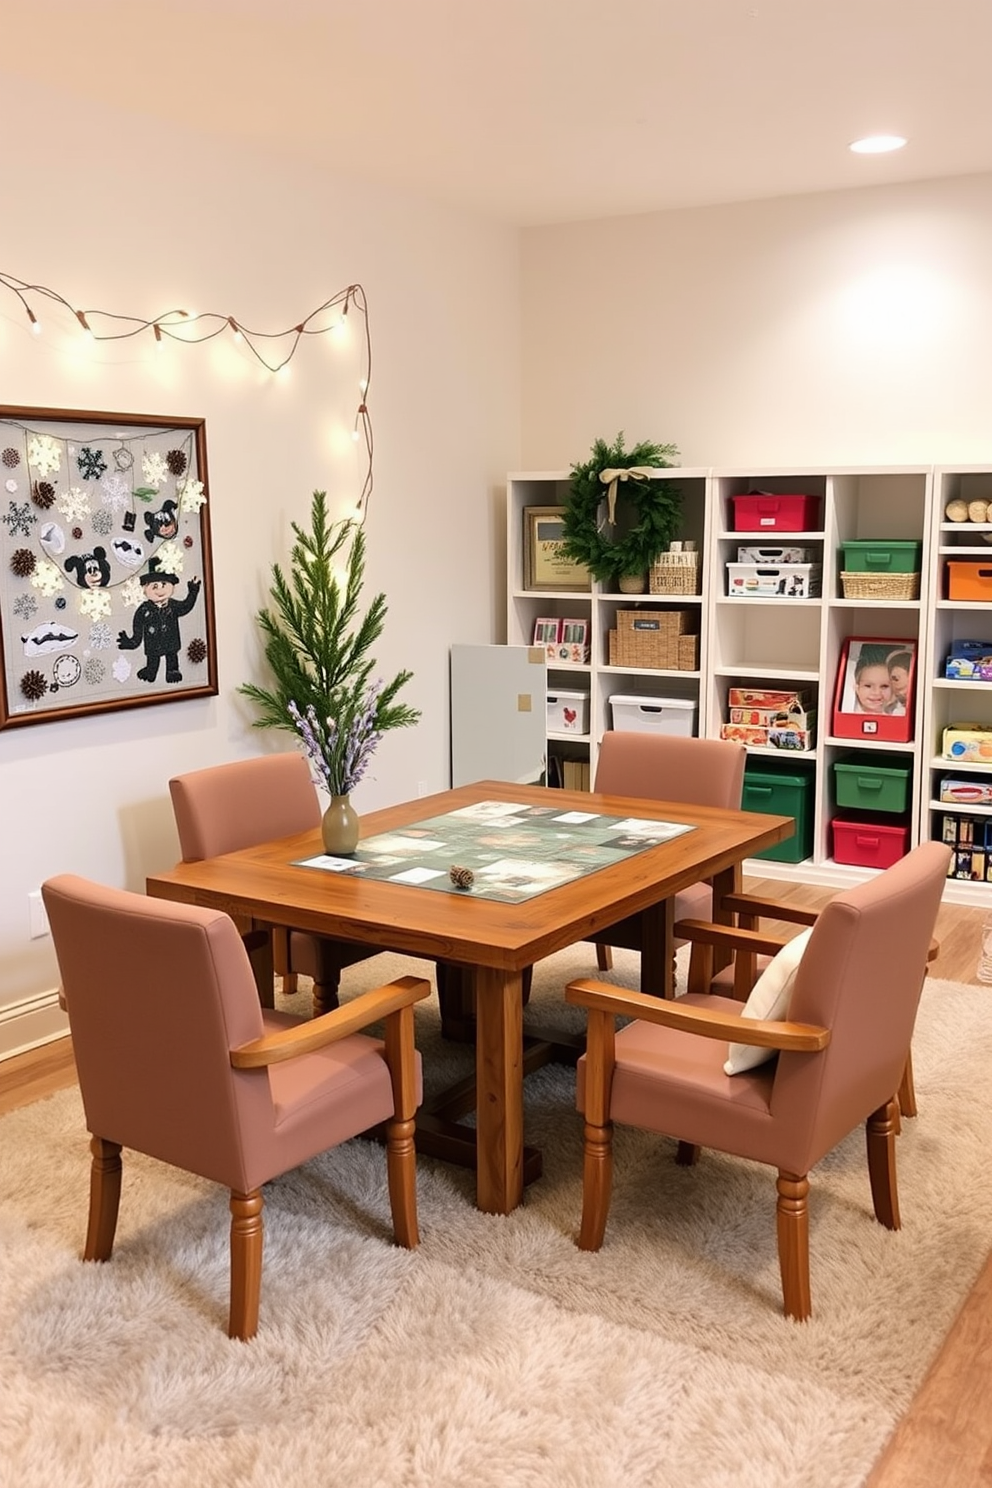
<box><xmin>8</xmin><ymin>0</ymin><xmax>992</xmax><ymax>225</ymax></box>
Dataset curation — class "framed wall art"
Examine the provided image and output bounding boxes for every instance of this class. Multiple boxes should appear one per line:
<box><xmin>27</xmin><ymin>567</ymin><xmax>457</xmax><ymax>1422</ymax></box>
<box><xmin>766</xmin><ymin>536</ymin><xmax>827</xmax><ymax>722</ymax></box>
<box><xmin>831</xmin><ymin>635</ymin><xmax>916</xmax><ymax>743</ymax></box>
<box><xmin>0</xmin><ymin>405</ymin><xmax>217</xmax><ymax>730</ymax></box>
<box><xmin>523</xmin><ymin>506</ymin><xmax>591</xmax><ymax>592</ymax></box>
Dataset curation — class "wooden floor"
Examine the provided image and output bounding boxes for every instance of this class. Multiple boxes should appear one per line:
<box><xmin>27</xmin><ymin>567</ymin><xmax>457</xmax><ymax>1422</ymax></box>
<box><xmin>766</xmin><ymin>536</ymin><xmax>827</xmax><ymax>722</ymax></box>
<box><xmin>2</xmin><ymin>877</ymin><xmax>989</xmax><ymax>1485</ymax></box>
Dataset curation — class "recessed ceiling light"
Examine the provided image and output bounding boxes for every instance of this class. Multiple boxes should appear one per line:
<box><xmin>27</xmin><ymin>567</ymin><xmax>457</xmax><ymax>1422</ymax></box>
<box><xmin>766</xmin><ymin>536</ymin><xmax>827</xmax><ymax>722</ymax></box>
<box><xmin>849</xmin><ymin>135</ymin><xmax>907</xmax><ymax>155</ymax></box>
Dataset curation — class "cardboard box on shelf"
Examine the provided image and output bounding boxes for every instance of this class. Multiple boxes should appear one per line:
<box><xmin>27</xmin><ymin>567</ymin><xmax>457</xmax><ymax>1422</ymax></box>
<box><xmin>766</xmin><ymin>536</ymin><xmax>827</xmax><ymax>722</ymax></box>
<box><xmin>943</xmin><ymin>724</ymin><xmax>992</xmax><ymax>762</ymax></box>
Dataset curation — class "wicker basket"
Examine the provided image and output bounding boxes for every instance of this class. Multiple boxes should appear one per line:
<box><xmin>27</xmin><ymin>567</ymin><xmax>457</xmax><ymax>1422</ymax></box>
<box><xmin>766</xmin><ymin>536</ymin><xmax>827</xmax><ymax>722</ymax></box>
<box><xmin>840</xmin><ymin>570</ymin><xmax>921</xmax><ymax>601</ymax></box>
<box><xmin>649</xmin><ymin>552</ymin><xmax>701</xmax><ymax>596</ymax></box>
<box><xmin>608</xmin><ymin>610</ymin><xmax>698</xmax><ymax>670</ymax></box>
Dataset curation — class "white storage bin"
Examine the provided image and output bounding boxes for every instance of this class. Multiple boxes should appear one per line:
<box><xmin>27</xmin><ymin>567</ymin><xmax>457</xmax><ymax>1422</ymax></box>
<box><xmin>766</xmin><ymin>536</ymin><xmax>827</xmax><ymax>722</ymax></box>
<box><xmin>547</xmin><ymin>689</ymin><xmax>589</xmax><ymax>734</ymax></box>
<box><xmin>609</xmin><ymin>694</ymin><xmax>697</xmax><ymax>737</ymax></box>
<box><xmin>726</xmin><ymin>561</ymin><xmax>821</xmax><ymax>598</ymax></box>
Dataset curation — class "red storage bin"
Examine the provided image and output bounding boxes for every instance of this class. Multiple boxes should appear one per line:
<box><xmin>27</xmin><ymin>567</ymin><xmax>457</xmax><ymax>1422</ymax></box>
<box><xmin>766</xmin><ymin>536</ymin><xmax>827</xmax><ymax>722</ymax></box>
<box><xmin>731</xmin><ymin>493</ymin><xmax>821</xmax><ymax>532</ymax></box>
<box><xmin>831</xmin><ymin>818</ymin><xmax>910</xmax><ymax>869</ymax></box>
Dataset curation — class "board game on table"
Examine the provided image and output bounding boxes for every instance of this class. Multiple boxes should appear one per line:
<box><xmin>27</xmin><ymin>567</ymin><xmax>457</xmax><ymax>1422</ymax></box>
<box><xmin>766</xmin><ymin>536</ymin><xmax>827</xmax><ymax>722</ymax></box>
<box><xmin>294</xmin><ymin>797</ymin><xmax>695</xmax><ymax>903</ymax></box>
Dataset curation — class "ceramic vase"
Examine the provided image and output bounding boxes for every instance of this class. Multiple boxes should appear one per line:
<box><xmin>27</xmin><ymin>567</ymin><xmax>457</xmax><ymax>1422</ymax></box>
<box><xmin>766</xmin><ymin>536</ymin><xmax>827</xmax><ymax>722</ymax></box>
<box><xmin>321</xmin><ymin>794</ymin><xmax>360</xmax><ymax>855</ymax></box>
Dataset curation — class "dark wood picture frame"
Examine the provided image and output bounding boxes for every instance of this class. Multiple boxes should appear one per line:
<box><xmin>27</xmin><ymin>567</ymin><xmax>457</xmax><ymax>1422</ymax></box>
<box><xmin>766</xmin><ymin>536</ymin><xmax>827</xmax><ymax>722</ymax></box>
<box><xmin>0</xmin><ymin>404</ymin><xmax>217</xmax><ymax>730</ymax></box>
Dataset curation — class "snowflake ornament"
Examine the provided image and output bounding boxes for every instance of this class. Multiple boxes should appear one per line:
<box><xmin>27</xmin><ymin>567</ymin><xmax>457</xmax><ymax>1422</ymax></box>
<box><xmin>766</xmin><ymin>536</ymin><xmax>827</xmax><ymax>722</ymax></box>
<box><xmin>91</xmin><ymin>508</ymin><xmax>114</xmax><ymax>536</ymax></box>
<box><xmin>78</xmin><ymin>588</ymin><xmax>112</xmax><ymax>620</ymax></box>
<box><xmin>84</xmin><ymin>656</ymin><xmax>106</xmax><ymax>685</ymax></box>
<box><xmin>27</xmin><ymin>434</ymin><xmax>62</xmax><ymax>476</ymax></box>
<box><xmin>177</xmin><ymin>477</ymin><xmax>206</xmax><ymax>513</ymax></box>
<box><xmin>13</xmin><ymin>592</ymin><xmax>38</xmax><ymax>620</ymax></box>
<box><xmin>77</xmin><ymin>447</ymin><xmax>107</xmax><ymax>481</ymax></box>
<box><xmin>2</xmin><ymin>500</ymin><xmax>35</xmax><ymax>538</ymax></box>
<box><xmin>2</xmin><ymin>447</ymin><xmax>20</xmax><ymax>468</ymax></box>
<box><xmin>89</xmin><ymin>621</ymin><xmax>113</xmax><ymax>650</ymax></box>
<box><xmin>57</xmin><ymin>487</ymin><xmax>91</xmax><ymax>522</ymax></box>
<box><xmin>5</xmin><ymin>479</ymin><xmax>17</xmax><ymax>494</ymax></box>
<box><xmin>154</xmin><ymin>539</ymin><xmax>185</xmax><ymax>575</ymax></box>
<box><xmin>100</xmin><ymin>472</ymin><xmax>131</xmax><ymax>512</ymax></box>
<box><xmin>119</xmin><ymin>575</ymin><xmax>142</xmax><ymax>609</ymax></box>
<box><xmin>30</xmin><ymin>560</ymin><xmax>65</xmax><ymax>597</ymax></box>
<box><xmin>141</xmin><ymin>451</ymin><xmax>169</xmax><ymax>488</ymax></box>
<box><xmin>113</xmin><ymin>445</ymin><xmax>134</xmax><ymax>472</ymax></box>
<box><xmin>113</xmin><ymin>655</ymin><xmax>132</xmax><ymax>683</ymax></box>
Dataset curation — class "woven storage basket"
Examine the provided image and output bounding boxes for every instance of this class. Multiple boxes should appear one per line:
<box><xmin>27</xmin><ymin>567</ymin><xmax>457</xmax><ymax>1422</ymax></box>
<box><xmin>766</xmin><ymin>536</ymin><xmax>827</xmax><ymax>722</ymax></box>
<box><xmin>649</xmin><ymin>553</ymin><xmax>701</xmax><ymax>595</ymax></box>
<box><xmin>609</xmin><ymin>610</ymin><xmax>698</xmax><ymax>670</ymax></box>
<box><xmin>840</xmin><ymin>570</ymin><xmax>920</xmax><ymax>600</ymax></box>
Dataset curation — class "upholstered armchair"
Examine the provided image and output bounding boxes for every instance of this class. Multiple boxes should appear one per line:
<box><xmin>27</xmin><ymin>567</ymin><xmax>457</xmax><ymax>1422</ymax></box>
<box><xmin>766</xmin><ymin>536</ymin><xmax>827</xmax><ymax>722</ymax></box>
<box><xmin>43</xmin><ymin>873</ymin><xmax>430</xmax><ymax>1340</ymax></box>
<box><xmin>588</xmin><ymin>731</ymin><xmax>747</xmax><ymax>987</ymax></box>
<box><xmin>565</xmin><ymin>841</ymin><xmax>950</xmax><ymax>1319</ymax></box>
<box><xmin>169</xmin><ymin>754</ymin><xmax>382</xmax><ymax>1015</ymax></box>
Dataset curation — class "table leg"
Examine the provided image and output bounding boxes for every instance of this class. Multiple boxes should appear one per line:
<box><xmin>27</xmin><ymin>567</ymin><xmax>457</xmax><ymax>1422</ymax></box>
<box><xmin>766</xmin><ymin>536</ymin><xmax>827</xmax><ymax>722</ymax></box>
<box><xmin>474</xmin><ymin>966</ymin><xmax>525</xmax><ymax>1215</ymax></box>
<box><xmin>710</xmin><ymin>862</ymin><xmax>742</xmax><ymax>975</ymax></box>
<box><xmin>640</xmin><ymin>898</ymin><xmax>675</xmax><ymax>996</ymax></box>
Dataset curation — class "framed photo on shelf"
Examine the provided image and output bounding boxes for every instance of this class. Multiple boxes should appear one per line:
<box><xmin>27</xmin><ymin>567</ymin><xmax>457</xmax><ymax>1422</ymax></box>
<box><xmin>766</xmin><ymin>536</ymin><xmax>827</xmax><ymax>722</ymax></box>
<box><xmin>831</xmin><ymin>636</ymin><xmax>916</xmax><ymax>743</ymax></box>
<box><xmin>0</xmin><ymin>404</ymin><xmax>217</xmax><ymax>731</ymax></box>
<box><xmin>523</xmin><ymin>506</ymin><xmax>591</xmax><ymax>592</ymax></box>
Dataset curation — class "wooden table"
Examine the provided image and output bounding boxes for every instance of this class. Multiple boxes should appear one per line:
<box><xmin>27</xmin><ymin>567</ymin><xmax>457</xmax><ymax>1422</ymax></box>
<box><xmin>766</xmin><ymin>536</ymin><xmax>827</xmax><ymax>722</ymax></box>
<box><xmin>146</xmin><ymin>780</ymin><xmax>791</xmax><ymax>1215</ymax></box>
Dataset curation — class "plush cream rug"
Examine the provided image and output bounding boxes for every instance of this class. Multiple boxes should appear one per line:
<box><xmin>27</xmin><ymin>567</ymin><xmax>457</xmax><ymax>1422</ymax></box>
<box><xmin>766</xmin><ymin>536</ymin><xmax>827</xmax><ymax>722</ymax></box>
<box><xmin>2</xmin><ymin>946</ymin><xmax>991</xmax><ymax>1488</ymax></box>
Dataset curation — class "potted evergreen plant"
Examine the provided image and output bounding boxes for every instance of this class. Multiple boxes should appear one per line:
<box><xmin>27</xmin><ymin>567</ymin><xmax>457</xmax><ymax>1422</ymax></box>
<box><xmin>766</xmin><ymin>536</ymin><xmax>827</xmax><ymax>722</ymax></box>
<box><xmin>239</xmin><ymin>490</ymin><xmax>420</xmax><ymax>852</ymax></box>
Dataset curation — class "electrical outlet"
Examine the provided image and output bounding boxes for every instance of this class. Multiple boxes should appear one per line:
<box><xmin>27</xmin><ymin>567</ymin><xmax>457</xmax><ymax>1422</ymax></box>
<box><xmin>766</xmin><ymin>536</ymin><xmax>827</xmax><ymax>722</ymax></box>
<box><xmin>417</xmin><ymin>780</ymin><xmax>428</xmax><ymax>797</ymax></box>
<box><xmin>28</xmin><ymin>890</ymin><xmax>50</xmax><ymax>940</ymax></box>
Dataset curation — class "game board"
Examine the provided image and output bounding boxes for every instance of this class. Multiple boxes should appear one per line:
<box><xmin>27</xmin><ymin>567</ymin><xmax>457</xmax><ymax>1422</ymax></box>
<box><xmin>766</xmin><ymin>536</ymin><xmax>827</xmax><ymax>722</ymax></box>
<box><xmin>293</xmin><ymin>797</ymin><xmax>694</xmax><ymax>903</ymax></box>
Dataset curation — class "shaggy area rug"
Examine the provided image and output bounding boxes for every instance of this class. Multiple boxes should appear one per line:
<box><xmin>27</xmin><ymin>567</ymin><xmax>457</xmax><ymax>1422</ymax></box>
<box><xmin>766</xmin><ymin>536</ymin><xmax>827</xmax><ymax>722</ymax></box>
<box><xmin>1</xmin><ymin>946</ymin><xmax>990</xmax><ymax>1488</ymax></box>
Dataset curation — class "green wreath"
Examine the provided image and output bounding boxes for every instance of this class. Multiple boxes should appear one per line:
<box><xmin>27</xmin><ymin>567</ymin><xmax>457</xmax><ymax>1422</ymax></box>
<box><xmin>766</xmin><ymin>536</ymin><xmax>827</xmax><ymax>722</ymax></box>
<box><xmin>561</xmin><ymin>432</ymin><xmax>681</xmax><ymax>584</ymax></box>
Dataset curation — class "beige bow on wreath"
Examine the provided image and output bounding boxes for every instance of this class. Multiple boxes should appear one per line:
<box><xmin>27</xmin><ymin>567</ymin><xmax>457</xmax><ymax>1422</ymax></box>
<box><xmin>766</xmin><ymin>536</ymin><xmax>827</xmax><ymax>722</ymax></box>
<box><xmin>599</xmin><ymin>465</ymin><xmax>663</xmax><ymax>525</ymax></box>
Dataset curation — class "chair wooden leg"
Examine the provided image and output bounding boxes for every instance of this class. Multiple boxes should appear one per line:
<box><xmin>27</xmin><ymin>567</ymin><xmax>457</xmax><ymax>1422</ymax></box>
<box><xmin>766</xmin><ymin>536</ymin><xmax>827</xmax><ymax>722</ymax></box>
<box><xmin>776</xmin><ymin>1170</ymin><xmax>811</xmax><ymax>1321</ymax></box>
<box><xmin>866</xmin><ymin>1098</ymin><xmax>901</xmax><ymax>1231</ymax></box>
<box><xmin>385</xmin><ymin>1113</ymin><xmax>420</xmax><ymax>1249</ymax></box>
<box><xmin>229</xmin><ymin>1189</ymin><xmax>264</xmax><ymax>1341</ymax></box>
<box><xmin>596</xmin><ymin>944</ymin><xmax>613</xmax><ymax>972</ymax></box>
<box><xmin>897</xmin><ymin>1050</ymin><xmax>917</xmax><ymax>1120</ymax></box>
<box><xmin>84</xmin><ymin>1136</ymin><xmax>122</xmax><ymax>1262</ymax></box>
<box><xmin>311</xmin><ymin>976</ymin><xmax>341</xmax><ymax>1018</ymax></box>
<box><xmin>577</xmin><ymin>1119</ymin><xmax>613</xmax><ymax>1251</ymax></box>
<box><xmin>675</xmin><ymin>1141</ymin><xmax>700</xmax><ymax>1166</ymax></box>
<box><xmin>281</xmin><ymin>972</ymin><xmax>299</xmax><ymax>996</ymax></box>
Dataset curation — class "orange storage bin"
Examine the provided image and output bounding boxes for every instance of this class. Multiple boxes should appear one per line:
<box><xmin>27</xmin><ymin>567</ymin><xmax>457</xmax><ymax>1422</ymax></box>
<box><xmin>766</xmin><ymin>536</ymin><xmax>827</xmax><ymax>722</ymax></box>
<box><xmin>947</xmin><ymin>561</ymin><xmax>992</xmax><ymax>602</ymax></box>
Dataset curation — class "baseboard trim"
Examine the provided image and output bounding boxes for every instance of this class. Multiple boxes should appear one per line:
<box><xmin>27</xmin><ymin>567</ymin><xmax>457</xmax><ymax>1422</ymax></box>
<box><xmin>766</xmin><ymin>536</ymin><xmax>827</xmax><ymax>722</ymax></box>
<box><xmin>0</xmin><ymin>989</ymin><xmax>69</xmax><ymax>1061</ymax></box>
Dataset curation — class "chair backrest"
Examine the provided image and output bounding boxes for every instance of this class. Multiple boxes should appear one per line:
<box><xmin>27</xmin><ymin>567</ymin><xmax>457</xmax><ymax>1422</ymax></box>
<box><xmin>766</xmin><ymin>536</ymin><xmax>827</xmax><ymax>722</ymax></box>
<box><xmin>594</xmin><ymin>731</ymin><xmax>747</xmax><ymax>810</ymax></box>
<box><xmin>169</xmin><ymin>753</ymin><xmax>319</xmax><ymax>861</ymax></box>
<box><xmin>42</xmin><ymin>874</ymin><xmax>272</xmax><ymax>1188</ymax></box>
<box><xmin>770</xmin><ymin>841</ymin><xmax>950</xmax><ymax>1159</ymax></box>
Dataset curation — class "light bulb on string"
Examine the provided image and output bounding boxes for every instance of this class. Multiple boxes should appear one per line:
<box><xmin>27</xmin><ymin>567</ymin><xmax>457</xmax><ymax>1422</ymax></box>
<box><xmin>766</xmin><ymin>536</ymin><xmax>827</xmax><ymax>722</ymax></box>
<box><xmin>27</xmin><ymin>308</ymin><xmax>40</xmax><ymax>334</ymax></box>
<box><xmin>75</xmin><ymin>310</ymin><xmax>94</xmax><ymax>339</ymax></box>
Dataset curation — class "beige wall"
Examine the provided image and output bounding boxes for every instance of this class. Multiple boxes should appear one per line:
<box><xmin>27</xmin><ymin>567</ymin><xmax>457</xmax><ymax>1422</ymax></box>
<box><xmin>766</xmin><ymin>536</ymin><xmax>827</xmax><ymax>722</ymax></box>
<box><xmin>0</xmin><ymin>75</ymin><xmax>520</xmax><ymax>1027</ymax></box>
<box><xmin>520</xmin><ymin>171</ymin><xmax>992</xmax><ymax>469</ymax></box>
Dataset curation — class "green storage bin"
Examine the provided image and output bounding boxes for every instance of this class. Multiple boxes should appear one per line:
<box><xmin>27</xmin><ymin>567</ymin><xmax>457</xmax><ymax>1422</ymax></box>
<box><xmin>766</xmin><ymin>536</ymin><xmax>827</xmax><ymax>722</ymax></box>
<box><xmin>834</xmin><ymin>756</ymin><xmax>912</xmax><ymax>814</ymax></box>
<box><xmin>839</xmin><ymin>540</ymin><xmax>922</xmax><ymax>574</ymax></box>
<box><xmin>742</xmin><ymin>767</ymin><xmax>814</xmax><ymax>863</ymax></box>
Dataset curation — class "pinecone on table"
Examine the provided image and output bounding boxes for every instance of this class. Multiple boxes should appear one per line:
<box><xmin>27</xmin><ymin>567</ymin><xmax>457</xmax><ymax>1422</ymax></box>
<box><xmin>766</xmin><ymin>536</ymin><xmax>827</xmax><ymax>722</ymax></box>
<box><xmin>449</xmin><ymin>865</ymin><xmax>475</xmax><ymax>891</ymax></box>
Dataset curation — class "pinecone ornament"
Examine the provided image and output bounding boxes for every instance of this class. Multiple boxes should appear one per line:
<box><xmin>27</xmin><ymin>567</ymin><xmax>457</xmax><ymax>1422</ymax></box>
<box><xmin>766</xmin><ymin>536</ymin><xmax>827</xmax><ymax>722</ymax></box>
<box><xmin>449</xmin><ymin>864</ymin><xmax>475</xmax><ymax>891</ymax></box>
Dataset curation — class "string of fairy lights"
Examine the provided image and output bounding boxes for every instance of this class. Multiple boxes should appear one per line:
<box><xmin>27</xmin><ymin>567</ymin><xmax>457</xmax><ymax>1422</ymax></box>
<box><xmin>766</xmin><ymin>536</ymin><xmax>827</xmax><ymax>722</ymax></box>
<box><xmin>0</xmin><ymin>270</ymin><xmax>374</xmax><ymax>518</ymax></box>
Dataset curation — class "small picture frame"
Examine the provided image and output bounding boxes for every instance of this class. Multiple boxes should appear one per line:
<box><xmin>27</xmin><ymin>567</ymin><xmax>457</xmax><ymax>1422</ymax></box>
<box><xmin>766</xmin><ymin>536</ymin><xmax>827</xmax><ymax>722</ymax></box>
<box><xmin>523</xmin><ymin>506</ymin><xmax>591</xmax><ymax>592</ymax></box>
<box><xmin>532</xmin><ymin>616</ymin><xmax>561</xmax><ymax>647</ymax></box>
<box><xmin>831</xmin><ymin>636</ymin><xmax>916</xmax><ymax>743</ymax></box>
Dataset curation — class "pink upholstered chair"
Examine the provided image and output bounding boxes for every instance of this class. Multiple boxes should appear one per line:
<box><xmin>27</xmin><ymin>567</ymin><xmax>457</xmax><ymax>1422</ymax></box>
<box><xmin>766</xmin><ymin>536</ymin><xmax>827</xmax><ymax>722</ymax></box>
<box><xmin>588</xmin><ymin>731</ymin><xmax>747</xmax><ymax>985</ymax></box>
<box><xmin>42</xmin><ymin>873</ymin><xmax>430</xmax><ymax>1340</ymax></box>
<box><xmin>169</xmin><ymin>754</ymin><xmax>381</xmax><ymax>1016</ymax></box>
<box><xmin>565</xmin><ymin>841</ymin><xmax>950</xmax><ymax>1320</ymax></box>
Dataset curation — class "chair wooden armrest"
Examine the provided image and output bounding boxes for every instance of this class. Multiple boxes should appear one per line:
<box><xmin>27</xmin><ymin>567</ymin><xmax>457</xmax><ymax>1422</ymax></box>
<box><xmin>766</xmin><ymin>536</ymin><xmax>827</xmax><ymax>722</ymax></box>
<box><xmin>719</xmin><ymin>892</ymin><xmax>820</xmax><ymax>928</ymax></box>
<box><xmin>230</xmin><ymin>976</ymin><xmax>431</xmax><ymax>1068</ymax></box>
<box><xmin>565</xmin><ymin>977</ymin><xmax>830</xmax><ymax>1053</ymax></box>
<box><xmin>673</xmin><ymin>918</ymin><xmax>791</xmax><ymax>958</ymax></box>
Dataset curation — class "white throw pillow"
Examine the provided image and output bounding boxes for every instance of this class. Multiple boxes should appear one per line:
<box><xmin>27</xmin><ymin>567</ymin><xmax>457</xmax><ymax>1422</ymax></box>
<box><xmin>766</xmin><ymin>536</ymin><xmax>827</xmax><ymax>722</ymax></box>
<box><xmin>724</xmin><ymin>927</ymin><xmax>813</xmax><ymax>1076</ymax></box>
